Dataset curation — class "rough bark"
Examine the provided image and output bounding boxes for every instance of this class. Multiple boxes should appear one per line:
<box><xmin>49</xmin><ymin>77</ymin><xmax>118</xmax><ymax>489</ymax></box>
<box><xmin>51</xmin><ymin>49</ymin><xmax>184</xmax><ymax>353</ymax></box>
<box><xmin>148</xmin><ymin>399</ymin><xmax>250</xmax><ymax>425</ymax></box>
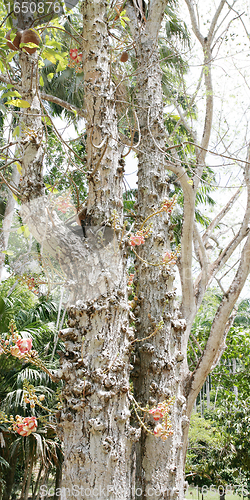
<box><xmin>57</xmin><ymin>2</ymin><xmax>133</xmax><ymax>499</ymax></box>
<box><xmin>18</xmin><ymin>52</ymin><xmax>44</xmax><ymax>202</ymax></box>
<box><xmin>126</xmin><ymin>3</ymin><xmax>189</xmax><ymax>499</ymax></box>
<box><xmin>0</xmin><ymin>166</ymin><xmax>20</xmax><ymax>281</ymax></box>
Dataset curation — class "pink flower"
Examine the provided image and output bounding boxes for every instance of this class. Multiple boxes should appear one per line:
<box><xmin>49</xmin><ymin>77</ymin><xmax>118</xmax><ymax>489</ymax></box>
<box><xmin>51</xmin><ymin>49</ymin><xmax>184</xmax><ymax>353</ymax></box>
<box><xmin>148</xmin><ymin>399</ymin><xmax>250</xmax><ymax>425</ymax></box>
<box><xmin>161</xmin><ymin>196</ymin><xmax>177</xmax><ymax>214</ymax></box>
<box><xmin>10</xmin><ymin>345</ymin><xmax>23</xmax><ymax>358</ymax></box>
<box><xmin>128</xmin><ymin>273</ymin><xmax>134</xmax><ymax>286</ymax></box>
<box><xmin>163</xmin><ymin>251</ymin><xmax>172</xmax><ymax>262</ymax></box>
<box><xmin>75</xmin><ymin>52</ymin><xmax>83</xmax><ymax>63</ymax></box>
<box><xmin>0</xmin><ymin>346</ymin><xmax>3</xmax><ymax>355</ymax></box>
<box><xmin>154</xmin><ymin>423</ymin><xmax>163</xmax><ymax>437</ymax></box>
<box><xmin>69</xmin><ymin>48</ymin><xmax>78</xmax><ymax>60</ymax></box>
<box><xmin>16</xmin><ymin>338</ymin><xmax>32</xmax><ymax>354</ymax></box>
<box><xmin>149</xmin><ymin>407</ymin><xmax>164</xmax><ymax>421</ymax></box>
<box><xmin>129</xmin><ymin>234</ymin><xmax>145</xmax><ymax>246</ymax></box>
<box><xmin>13</xmin><ymin>416</ymin><xmax>37</xmax><ymax>436</ymax></box>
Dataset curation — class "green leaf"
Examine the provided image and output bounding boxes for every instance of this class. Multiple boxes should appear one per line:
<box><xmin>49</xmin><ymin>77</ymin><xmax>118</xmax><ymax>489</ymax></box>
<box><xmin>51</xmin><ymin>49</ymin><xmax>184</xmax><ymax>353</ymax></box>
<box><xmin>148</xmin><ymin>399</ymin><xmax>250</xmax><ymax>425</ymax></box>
<box><xmin>6</xmin><ymin>18</ymin><xmax>12</xmax><ymax>30</ymax></box>
<box><xmin>45</xmin><ymin>183</ymin><xmax>59</xmax><ymax>193</ymax></box>
<box><xmin>39</xmin><ymin>76</ymin><xmax>44</xmax><ymax>87</ymax></box>
<box><xmin>0</xmin><ymin>103</ymin><xmax>7</xmax><ymax>114</ymax></box>
<box><xmin>42</xmin><ymin>49</ymin><xmax>57</xmax><ymax>64</ymax></box>
<box><xmin>9</xmin><ymin>31</ymin><xmax>17</xmax><ymax>42</ymax></box>
<box><xmin>12</xmin><ymin>126</ymin><xmax>20</xmax><ymax>138</ymax></box>
<box><xmin>6</xmin><ymin>52</ymin><xmax>16</xmax><ymax>62</ymax></box>
<box><xmin>15</xmin><ymin>161</ymin><xmax>22</xmax><ymax>174</ymax></box>
<box><xmin>0</xmin><ymin>297</ymin><xmax>5</xmax><ymax>314</ymax></box>
<box><xmin>23</xmin><ymin>226</ymin><xmax>30</xmax><ymax>238</ymax></box>
<box><xmin>17</xmin><ymin>226</ymin><xmax>25</xmax><ymax>235</ymax></box>
<box><xmin>19</xmin><ymin>42</ymin><xmax>39</xmax><ymax>49</ymax></box>
<box><xmin>1</xmin><ymin>90</ymin><xmax>22</xmax><ymax>99</ymax></box>
<box><xmin>6</xmin><ymin>99</ymin><xmax>30</xmax><ymax>108</ymax></box>
<box><xmin>16</xmin><ymin>223</ymin><xmax>30</xmax><ymax>237</ymax></box>
<box><xmin>56</xmin><ymin>59</ymin><xmax>68</xmax><ymax>72</ymax></box>
<box><xmin>42</xmin><ymin>116</ymin><xmax>52</xmax><ymax>126</ymax></box>
<box><xmin>47</xmin><ymin>73</ymin><xmax>54</xmax><ymax>82</ymax></box>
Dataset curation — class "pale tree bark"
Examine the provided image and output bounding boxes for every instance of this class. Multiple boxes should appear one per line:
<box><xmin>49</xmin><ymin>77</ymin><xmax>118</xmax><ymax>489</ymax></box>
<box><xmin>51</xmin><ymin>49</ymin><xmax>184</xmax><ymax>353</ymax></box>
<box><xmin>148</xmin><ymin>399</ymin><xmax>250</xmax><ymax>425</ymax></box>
<box><xmin>125</xmin><ymin>2</ymin><xmax>190</xmax><ymax>499</ymax></box>
<box><xmin>56</xmin><ymin>2</ymin><xmax>133</xmax><ymax>499</ymax></box>
<box><xmin>0</xmin><ymin>165</ymin><xmax>20</xmax><ymax>281</ymax></box>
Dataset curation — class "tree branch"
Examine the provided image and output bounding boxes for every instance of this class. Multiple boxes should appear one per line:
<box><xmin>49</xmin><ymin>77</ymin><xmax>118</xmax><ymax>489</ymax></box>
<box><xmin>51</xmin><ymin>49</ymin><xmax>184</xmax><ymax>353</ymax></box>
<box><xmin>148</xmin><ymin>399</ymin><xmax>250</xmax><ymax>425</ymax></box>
<box><xmin>186</xmin><ymin>152</ymin><xmax>250</xmax><ymax>411</ymax></box>
<box><xmin>0</xmin><ymin>73</ymin><xmax>85</xmax><ymax>117</ymax></box>
<box><xmin>41</xmin><ymin>93</ymin><xmax>85</xmax><ymax>117</ymax></box>
<box><xmin>187</xmin><ymin>230</ymin><xmax>250</xmax><ymax>412</ymax></box>
<box><xmin>193</xmin><ymin>221</ymin><xmax>208</xmax><ymax>309</ymax></box>
<box><xmin>147</xmin><ymin>0</ymin><xmax>169</xmax><ymax>39</ymax></box>
<box><xmin>207</xmin><ymin>0</ymin><xmax>227</xmax><ymax>43</ymax></box>
<box><xmin>202</xmin><ymin>188</ymin><xmax>241</xmax><ymax>245</ymax></box>
<box><xmin>183</xmin><ymin>0</ymin><xmax>204</xmax><ymax>45</ymax></box>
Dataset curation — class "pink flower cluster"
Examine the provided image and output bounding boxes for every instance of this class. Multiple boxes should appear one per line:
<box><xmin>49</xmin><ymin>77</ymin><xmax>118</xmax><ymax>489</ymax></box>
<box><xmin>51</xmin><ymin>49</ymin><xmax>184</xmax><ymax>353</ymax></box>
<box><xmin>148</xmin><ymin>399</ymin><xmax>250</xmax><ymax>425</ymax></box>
<box><xmin>13</xmin><ymin>416</ymin><xmax>37</xmax><ymax>436</ymax></box>
<box><xmin>1</xmin><ymin>335</ymin><xmax>33</xmax><ymax>360</ymax></box>
<box><xmin>161</xmin><ymin>195</ymin><xmax>177</xmax><ymax>214</ymax></box>
<box><xmin>127</xmin><ymin>273</ymin><xmax>134</xmax><ymax>286</ymax></box>
<box><xmin>162</xmin><ymin>250</ymin><xmax>177</xmax><ymax>266</ymax></box>
<box><xmin>149</xmin><ymin>401</ymin><xmax>174</xmax><ymax>441</ymax></box>
<box><xmin>10</xmin><ymin>338</ymin><xmax>32</xmax><ymax>359</ymax></box>
<box><xmin>69</xmin><ymin>48</ymin><xmax>83</xmax><ymax>73</ymax></box>
<box><xmin>129</xmin><ymin>232</ymin><xmax>145</xmax><ymax>247</ymax></box>
<box><xmin>69</xmin><ymin>48</ymin><xmax>83</xmax><ymax>63</ymax></box>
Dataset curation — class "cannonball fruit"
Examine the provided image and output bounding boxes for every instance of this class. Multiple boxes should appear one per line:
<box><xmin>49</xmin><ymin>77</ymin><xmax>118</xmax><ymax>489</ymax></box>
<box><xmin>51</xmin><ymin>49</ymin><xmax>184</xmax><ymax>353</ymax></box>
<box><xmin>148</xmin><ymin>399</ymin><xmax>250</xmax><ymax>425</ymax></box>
<box><xmin>120</xmin><ymin>51</ymin><xmax>129</xmax><ymax>62</ymax></box>
<box><xmin>20</xmin><ymin>29</ymin><xmax>40</xmax><ymax>54</ymax></box>
<box><xmin>6</xmin><ymin>30</ymin><xmax>22</xmax><ymax>50</ymax></box>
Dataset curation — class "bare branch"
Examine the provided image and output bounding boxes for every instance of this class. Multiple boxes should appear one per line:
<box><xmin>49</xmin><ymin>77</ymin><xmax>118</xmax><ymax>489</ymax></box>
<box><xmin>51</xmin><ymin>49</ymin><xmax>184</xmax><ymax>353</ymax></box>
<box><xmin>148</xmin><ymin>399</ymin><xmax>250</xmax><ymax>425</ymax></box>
<box><xmin>211</xmin><ymin>307</ymin><xmax>238</xmax><ymax>369</ymax></box>
<box><xmin>193</xmin><ymin>221</ymin><xmax>208</xmax><ymax>307</ymax></box>
<box><xmin>187</xmin><ymin>231</ymin><xmax>250</xmax><ymax>410</ymax></box>
<box><xmin>183</xmin><ymin>0</ymin><xmax>204</xmax><ymax>44</ymax></box>
<box><xmin>207</xmin><ymin>0</ymin><xmax>227</xmax><ymax>43</ymax></box>
<box><xmin>179</xmin><ymin>186</ymin><xmax>196</xmax><ymax>319</ymax></box>
<box><xmin>41</xmin><ymin>93</ymin><xmax>85</xmax><ymax>117</ymax></box>
<box><xmin>202</xmin><ymin>188</ymin><xmax>241</xmax><ymax>245</ymax></box>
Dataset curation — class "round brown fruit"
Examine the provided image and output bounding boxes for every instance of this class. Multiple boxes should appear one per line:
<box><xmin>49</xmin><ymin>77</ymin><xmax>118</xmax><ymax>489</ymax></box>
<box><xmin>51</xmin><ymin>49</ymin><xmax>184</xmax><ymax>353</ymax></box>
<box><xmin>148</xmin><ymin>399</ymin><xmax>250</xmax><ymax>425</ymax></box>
<box><xmin>21</xmin><ymin>29</ymin><xmax>40</xmax><ymax>54</ymax></box>
<box><xmin>6</xmin><ymin>30</ymin><xmax>22</xmax><ymax>51</ymax></box>
<box><xmin>120</xmin><ymin>51</ymin><xmax>129</xmax><ymax>62</ymax></box>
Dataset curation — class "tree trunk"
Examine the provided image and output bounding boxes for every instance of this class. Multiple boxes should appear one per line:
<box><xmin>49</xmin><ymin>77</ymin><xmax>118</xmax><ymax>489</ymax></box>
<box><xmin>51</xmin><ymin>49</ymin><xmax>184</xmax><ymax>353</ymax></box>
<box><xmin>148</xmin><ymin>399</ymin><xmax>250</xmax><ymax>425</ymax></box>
<box><xmin>0</xmin><ymin>165</ymin><xmax>20</xmax><ymax>281</ymax></box>
<box><xmin>53</xmin><ymin>459</ymin><xmax>62</xmax><ymax>500</ymax></box>
<box><xmin>127</xmin><ymin>8</ymin><xmax>189</xmax><ymax>498</ymax></box>
<box><xmin>57</xmin><ymin>2</ymin><xmax>134</xmax><ymax>499</ymax></box>
<box><xmin>23</xmin><ymin>457</ymin><xmax>33</xmax><ymax>500</ymax></box>
<box><xmin>32</xmin><ymin>461</ymin><xmax>43</xmax><ymax>500</ymax></box>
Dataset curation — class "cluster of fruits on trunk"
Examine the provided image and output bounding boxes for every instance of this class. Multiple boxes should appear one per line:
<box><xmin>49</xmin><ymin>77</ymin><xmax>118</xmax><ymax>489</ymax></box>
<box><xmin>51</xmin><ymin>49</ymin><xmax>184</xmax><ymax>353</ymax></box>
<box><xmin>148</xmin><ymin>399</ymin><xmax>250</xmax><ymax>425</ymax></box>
<box><xmin>6</xmin><ymin>29</ymin><xmax>40</xmax><ymax>54</ymax></box>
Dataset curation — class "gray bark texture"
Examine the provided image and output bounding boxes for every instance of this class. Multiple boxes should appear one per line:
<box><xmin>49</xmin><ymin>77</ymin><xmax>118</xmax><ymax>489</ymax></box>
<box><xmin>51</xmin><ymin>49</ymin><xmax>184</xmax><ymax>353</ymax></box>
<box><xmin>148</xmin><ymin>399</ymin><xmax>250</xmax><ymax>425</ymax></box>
<box><xmin>126</xmin><ymin>3</ymin><xmax>189</xmax><ymax>498</ymax></box>
<box><xmin>57</xmin><ymin>2</ymin><xmax>134</xmax><ymax>499</ymax></box>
